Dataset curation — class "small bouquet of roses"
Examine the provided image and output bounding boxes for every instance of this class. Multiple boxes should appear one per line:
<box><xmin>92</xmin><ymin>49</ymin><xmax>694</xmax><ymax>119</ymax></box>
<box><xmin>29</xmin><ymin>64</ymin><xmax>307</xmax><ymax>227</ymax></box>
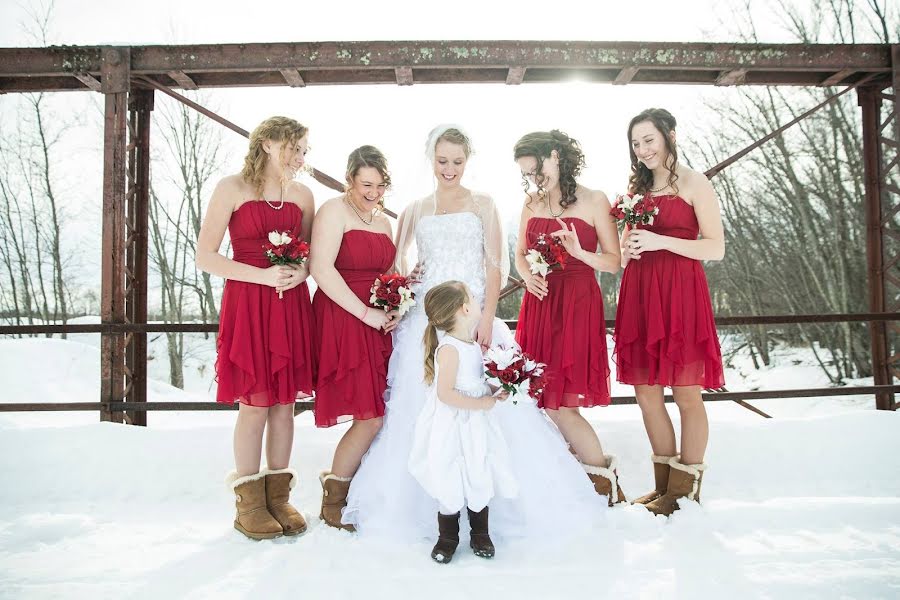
<box><xmin>524</xmin><ymin>233</ymin><xmax>569</xmax><ymax>277</ymax></box>
<box><xmin>483</xmin><ymin>345</ymin><xmax>546</xmax><ymax>405</ymax></box>
<box><xmin>263</xmin><ymin>231</ymin><xmax>310</xmax><ymax>299</ymax></box>
<box><xmin>370</xmin><ymin>273</ymin><xmax>416</xmax><ymax>317</ymax></box>
<box><xmin>610</xmin><ymin>193</ymin><xmax>660</xmax><ymax>229</ymax></box>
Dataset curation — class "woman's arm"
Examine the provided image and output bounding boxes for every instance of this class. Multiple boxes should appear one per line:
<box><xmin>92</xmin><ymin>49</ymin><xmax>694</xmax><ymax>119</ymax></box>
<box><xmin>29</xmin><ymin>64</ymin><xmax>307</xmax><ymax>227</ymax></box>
<box><xmin>435</xmin><ymin>346</ymin><xmax>496</xmax><ymax>410</ymax></box>
<box><xmin>195</xmin><ymin>176</ymin><xmax>292</xmax><ymax>288</ymax></box>
<box><xmin>514</xmin><ymin>199</ymin><xmax>548</xmax><ymax>300</ymax></box>
<box><xmin>556</xmin><ymin>190</ymin><xmax>620</xmax><ymax>274</ymax></box>
<box><xmin>627</xmin><ymin>175</ymin><xmax>725</xmax><ymax>261</ymax></box>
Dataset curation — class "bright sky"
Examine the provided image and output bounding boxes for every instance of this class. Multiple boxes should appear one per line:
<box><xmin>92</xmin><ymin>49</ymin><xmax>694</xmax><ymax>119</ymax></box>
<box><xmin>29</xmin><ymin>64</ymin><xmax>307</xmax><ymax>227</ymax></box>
<box><xmin>0</xmin><ymin>0</ymin><xmax>870</xmax><ymax>298</ymax></box>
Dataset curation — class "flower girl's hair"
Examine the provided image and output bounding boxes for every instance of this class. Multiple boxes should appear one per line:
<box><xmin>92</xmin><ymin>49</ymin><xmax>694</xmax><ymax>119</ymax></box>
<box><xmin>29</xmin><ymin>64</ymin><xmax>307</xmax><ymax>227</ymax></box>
<box><xmin>422</xmin><ymin>281</ymin><xmax>469</xmax><ymax>385</ymax></box>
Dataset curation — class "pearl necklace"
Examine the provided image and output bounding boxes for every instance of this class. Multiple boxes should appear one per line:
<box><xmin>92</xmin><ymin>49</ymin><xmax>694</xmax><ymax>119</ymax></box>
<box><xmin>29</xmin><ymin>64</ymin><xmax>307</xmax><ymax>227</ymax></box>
<box><xmin>345</xmin><ymin>193</ymin><xmax>375</xmax><ymax>225</ymax></box>
<box><xmin>262</xmin><ymin>183</ymin><xmax>285</xmax><ymax>210</ymax></box>
<box><xmin>649</xmin><ymin>182</ymin><xmax>669</xmax><ymax>194</ymax></box>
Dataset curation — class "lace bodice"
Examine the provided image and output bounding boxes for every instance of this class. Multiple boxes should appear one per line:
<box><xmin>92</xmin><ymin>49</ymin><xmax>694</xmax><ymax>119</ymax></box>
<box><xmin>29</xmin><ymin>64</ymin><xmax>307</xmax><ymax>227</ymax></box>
<box><xmin>411</xmin><ymin>212</ymin><xmax>486</xmax><ymax>311</ymax></box>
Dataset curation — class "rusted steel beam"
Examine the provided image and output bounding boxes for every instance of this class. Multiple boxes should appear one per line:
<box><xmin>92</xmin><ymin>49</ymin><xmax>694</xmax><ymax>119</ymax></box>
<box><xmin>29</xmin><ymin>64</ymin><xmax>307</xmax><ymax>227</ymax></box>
<box><xmin>3</xmin><ymin>312</ymin><xmax>899</xmax><ymax>336</ymax></box>
<box><xmin>395</xmin><ymin>66</ymin><xmax>413</xmax><ymax>86</ymax></box>
<box><xmin>505</xmin><ymin>66</ymin><xmax>526</xmax><ymax>85</ymax></box>
<box><xmin>705</xmin><ymin>73</ymin><xmax>880</xmax><ymax>179</ymax></box>
<box><xmin>167</xmin><ymin>69</ymin><xmax>198</xmax><ymax>90</ymax></box>
<box><xmin>859</xmin><ymin>86</ymin><xmax>893</xmax><ymax>411</ymax></box>
<box><xmin>99</xmin><ymin>47</ymin><xmax>130</xmax><ymax>424</ymax></box>
<box><xmin>613</xmin><ymin>66</ymin><xmax>639</xmax><ymax>85</ymax></box>
<box><xmin>821</xmin><ymin>68</ymin><xmax>855</xmax><ymax>86</ymax></box>
<box><xmin>73</xmin><ymin>72</ymin><xmax>101</xmax><ymax>91</ymax></box>
<box><xmin>0</xmin><ymin>42</ymin><xmax>892</xmax><ymax>93</ymax></box>
<box><xmin>136</xmin><ymin>76</ymin><xmax>248</xmax><ymax>136</ymax></box>
<box><xmin>279</xmin><ymin>68</ymin><xmax>305</xmax><ymax>87</ymax></box>
<box><xmin>124</xmin><ymin>87</ymin><xmax>153</xmax><ymax>426</ymax></box>
<box><xmin>3</xmin><ymin>385</ymin><xmax>899</xmax><ymax>413</ymax></box>
<box><xmin>715</xmin><ymin>69</ymin><xmax>747</xmax><ymax>86</ymax></box>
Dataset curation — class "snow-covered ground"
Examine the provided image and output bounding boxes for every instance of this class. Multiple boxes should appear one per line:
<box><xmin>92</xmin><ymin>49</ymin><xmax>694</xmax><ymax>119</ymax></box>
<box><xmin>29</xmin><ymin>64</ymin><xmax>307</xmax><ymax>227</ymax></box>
<box><xmin>1</xmin><ymin>336</ymin><xmax>899</xmax><ymax>599</ymax></box>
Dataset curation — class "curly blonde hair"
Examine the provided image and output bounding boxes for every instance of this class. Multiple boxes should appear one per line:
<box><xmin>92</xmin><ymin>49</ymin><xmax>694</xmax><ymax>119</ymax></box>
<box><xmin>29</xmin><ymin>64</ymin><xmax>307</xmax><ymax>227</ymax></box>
<box><xmin>241</xmin><ymin>116</ymin><xmax>308</xmax><ymax>196</ymax></box>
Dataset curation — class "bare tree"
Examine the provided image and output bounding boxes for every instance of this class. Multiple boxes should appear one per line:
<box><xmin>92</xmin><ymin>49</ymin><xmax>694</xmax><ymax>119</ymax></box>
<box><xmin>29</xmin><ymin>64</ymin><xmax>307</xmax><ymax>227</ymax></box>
<box><xmin>147</xmin><ymin>95</ymin><xmax>226</xmax><ymax>387</ymax></box>
<box><xmin>695</xmin><ymin>0</ymin><xmax>897</xmax><ymax>381</ymax></box>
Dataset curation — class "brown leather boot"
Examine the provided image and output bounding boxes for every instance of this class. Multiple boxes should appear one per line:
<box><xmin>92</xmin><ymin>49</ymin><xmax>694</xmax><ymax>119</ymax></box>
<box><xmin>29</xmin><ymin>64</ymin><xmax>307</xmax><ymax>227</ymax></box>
<box><xmin>645</xmin><ymin>458</ymin><xmax>707</xmax><ymax>517</ymax></box>
<box><xmin>227</xmin><ymin>471</ymin><xmax>284</xmax><ymax>540</ymax></box>
<box><xmin>319</xmin><ymin>471</ymin><xmax>355</xmax><ymax>531</ymax></box>
<box><xmin>634</xmin><ymin>454</ymin><xmax>677</xmax><ymax>506</ymax></box>
<box><xmin>467</xmin><ymin>506</ymin><xmax>495</xmax><ymax>559</ymax></box>
<box><xmin>264</xmin><ymin>468</ymin><xmax>307</xmax><ymax>536</ymax></box>
<box><xmin>583</xmin><ymin>455</ymin><xmax>628</xmax><ymax>507</ymax></box>
<box><xmin>431</xmin><ymin>512</ymin><xmax>460</xmax><ymax>564</ymax></box>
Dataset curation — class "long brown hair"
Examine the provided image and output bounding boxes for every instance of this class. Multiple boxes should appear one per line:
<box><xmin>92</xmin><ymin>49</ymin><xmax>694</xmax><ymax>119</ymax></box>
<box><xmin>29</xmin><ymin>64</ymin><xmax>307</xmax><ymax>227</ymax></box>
<box><xmin>513</xmin><ymin>130</ymin><xmax>585</xmax><ymax>209</ymax></box>
<box><xmin>241</xmin><ymin>116</ymin><xmax>308</xmax><ymax>196</ymax></box>
<box><xmin>627</xmin><ymin>108</ymin><xmax>679</xmax><ymax>195</ymax></box>
<box><xmin>346</xmin><ymin>145</ymin><xmax>391</xmax><ymax>210</ymax></box>
<box><xmin>422</xmin><ymin>281</ymin><xmax>469</xmax><ymax>385</ymax></box>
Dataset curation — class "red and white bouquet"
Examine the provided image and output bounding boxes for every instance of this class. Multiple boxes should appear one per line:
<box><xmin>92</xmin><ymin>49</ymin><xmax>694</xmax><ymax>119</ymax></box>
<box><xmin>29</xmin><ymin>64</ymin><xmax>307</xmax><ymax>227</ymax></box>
<box><xmin>263</xmin><ymin>230</ymin><xmax>310</xmax><ymax>299</ymax></box>
<box><xmin>524</xmin><ymin>233</ymin><xmax>569</xmax><ymax>277</ymax></box>
<box><xmin>370</xmin><ymin>273</ymin><xmax>416</xmax><ymax>317</ymax></box>
<box><xmin>483</xmin><ymin>345</ymin><xmax>546</xmax><ymax>405</ymax></box>
<box><xmin>610</xmin><ymin>193</ymin><xmax>660</xmax><ymax>228</ymax></box>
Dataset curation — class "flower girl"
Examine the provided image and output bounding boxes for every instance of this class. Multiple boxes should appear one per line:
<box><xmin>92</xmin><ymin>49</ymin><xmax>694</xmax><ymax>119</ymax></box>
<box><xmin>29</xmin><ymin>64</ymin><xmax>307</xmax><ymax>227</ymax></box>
<box><xmin>408</xmin><ymin>281</ymin><xmax>518</xmax><ymax>563</ymax></box>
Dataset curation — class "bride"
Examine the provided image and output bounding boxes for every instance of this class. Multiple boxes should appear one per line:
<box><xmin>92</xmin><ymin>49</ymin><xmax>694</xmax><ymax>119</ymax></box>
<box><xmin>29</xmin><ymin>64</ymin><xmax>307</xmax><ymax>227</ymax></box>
<box><xmin>342</xmin><ymin>125</ymin><xmax>605</xmax><ymax>540</ymax></box>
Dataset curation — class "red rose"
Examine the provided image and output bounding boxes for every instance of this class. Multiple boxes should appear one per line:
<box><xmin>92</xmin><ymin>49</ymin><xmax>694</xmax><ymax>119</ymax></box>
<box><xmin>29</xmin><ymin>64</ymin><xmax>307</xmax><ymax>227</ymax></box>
<box><xmin>387</xmin><ymin>292</ymin><xmax>402</xmax><ymax>306</ymax></box>
<box><xmin>375</xmin><ymin>286</ymin><xmax>389</xmax><ymax>299</ymax></box>
<box><xmin>498</xmin><ymin>368</ymin><xmax>519</xmax><ymax>384</ymax></box>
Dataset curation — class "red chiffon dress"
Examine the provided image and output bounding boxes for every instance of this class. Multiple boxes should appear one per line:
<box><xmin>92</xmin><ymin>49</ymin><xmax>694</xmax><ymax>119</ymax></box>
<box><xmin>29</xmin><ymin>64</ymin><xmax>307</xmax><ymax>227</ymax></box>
<box><xmin>215</xmin><ymin>201</ymin><xmax>315</xmax><ymax>406</ymax></box>
<box><xmin>614</xmin><ymin>194</ymin><xmax>725</xmax><ymax>388</ymax></box>
<box><xmin>515</xmin><ymin>217</ymin><xmax>612</xmax><ymax>409</ymax></box>
<box><xmin>313</xmin><ymin>230</ymin><xmax>396</xmax><ymax>427</ymax></box>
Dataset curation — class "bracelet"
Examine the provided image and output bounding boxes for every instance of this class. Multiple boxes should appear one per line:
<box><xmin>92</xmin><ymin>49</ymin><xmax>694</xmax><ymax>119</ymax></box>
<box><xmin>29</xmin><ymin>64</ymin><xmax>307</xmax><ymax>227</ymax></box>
<box><xmin>360</xmin><ymin>307</ymin><xmax>369</xmax><ymax>321</ymax></box>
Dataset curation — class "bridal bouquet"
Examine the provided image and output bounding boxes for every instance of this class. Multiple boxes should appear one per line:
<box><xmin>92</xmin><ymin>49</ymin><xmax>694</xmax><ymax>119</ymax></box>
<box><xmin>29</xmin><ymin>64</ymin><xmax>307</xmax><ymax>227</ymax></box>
<box><xmin>370</xmin><ymin>273</ymin><xmax>416</xmax><ymax>317</ymax></box>
<box><xmin>525</xmin><ymin>233</ymin><xmax>569</xmax><ymax>277</ymax></box>
<box><xmin>610</xmin><ymin>193</ymin><xmax>660</xmax><ymax>228</ymax></box>
<box><xmin>263</xmin><ymin>230</ymin><xmax>310</xmax><ymax>299</ymax></box>
<box><xmin>483</xmin><ymin>345</ymin><xmax>546</xmax><ymax>405</ymax></box>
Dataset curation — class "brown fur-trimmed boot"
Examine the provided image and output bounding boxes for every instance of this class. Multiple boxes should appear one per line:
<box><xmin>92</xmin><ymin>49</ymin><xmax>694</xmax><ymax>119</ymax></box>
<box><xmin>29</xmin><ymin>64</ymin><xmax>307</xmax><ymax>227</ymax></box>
<box><xmin>467</xmin><ymin>506</ymin><xmax>495</xmax><ymax>559</ymax></box>
<box><xmin>319</xmin><ymin>471</ymin><xmax>355</xmax><ymax>531</ymax></box>
<box><xmin>634</xmin><ymin>454</ymin><xmax>677</xmax><ymax>506</ymax></box>
<box><xmin>264</xmin><ymin>467</ymin><xmax>307</xmax><ymax>536</ymax></box>
<box><xmin>227</xmin><ymin>471</ymin><xmax>284</xmax><ymax>540</ymax></box>
<box><xmin>645</xmin><ymin>458</ymin><xmax>707</xmax><ymax>517</ymax></box>
<box><xmin>583</xmin><ymin>455</ymin><xmax>628</xmax><ymax>507</ymax></box>
<box><xmin>431</xmin><ymin>512</ymin><xmax>461</xmax><ymax>564</ymax></box>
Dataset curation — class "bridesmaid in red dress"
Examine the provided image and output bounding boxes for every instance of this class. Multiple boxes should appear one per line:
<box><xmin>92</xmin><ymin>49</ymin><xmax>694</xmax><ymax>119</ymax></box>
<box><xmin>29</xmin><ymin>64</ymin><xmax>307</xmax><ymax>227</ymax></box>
<box><xmin>310</xmin><ymin>145</ymin><xmax>398</xmax><ymax>530</ymax></box>
<box><xmin>615</xmin><ymin>108</ymin><xmax>725</xmax><ymax>516</ymax></box>
<box><xmin>196</xmin><ymin>116</ymin><xmax>315</xmax><ymax>539</ymax></box>
<box><xmin>512</xmin><ymin>130</ymin><xmax>627</xmax><ymax>507</ymax></box>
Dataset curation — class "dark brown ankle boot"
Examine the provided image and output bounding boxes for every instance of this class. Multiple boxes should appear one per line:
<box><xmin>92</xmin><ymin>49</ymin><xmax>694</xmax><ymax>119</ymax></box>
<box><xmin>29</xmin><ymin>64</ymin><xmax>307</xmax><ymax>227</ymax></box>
<box><xmin>467</xmin><ymin>506</ymin><xmax>495</xmax><ymax>559</ymax></box>
<box><xmin>431</xmin><ymin>512</ymin><xmax>460</xmax><ymax>564</ymax></box>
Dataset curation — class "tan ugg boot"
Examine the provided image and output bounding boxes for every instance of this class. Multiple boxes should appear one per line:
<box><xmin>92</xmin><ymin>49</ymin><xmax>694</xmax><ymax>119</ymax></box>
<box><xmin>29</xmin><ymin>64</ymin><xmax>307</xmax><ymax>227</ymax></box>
<box><xmin>634</xmin><ymin>454</ymin><xmax>677</xmax><ymax>506</ymax></box>
<box><xmin>583</xmin><ymin>455</ymin><xmax>628</xmax><ymax>507</ymax></box>
<box><xmin>264</xmin><ymin>467</ymin><xmax>307</xmax><ymax>536</ymax></box>
<box><xmin>645</xmin><ymin>458</ymin><xmax>707</xmax><ymax>516</ymax></box>
<box><xmin>319</xmin><ymin>471</ymin><xmax>355</xmax><ymax>531</ymax></box>
<box><xmin>226</xmin><ymin>471</ymin><xmax>284</xmax><ymax>540</ymax></box>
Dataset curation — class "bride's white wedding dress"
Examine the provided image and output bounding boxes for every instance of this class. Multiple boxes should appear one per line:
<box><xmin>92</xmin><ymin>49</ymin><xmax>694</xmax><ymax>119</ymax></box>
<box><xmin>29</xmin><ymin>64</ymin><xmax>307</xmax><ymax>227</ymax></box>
<box><xmin>342</xmin><ymin>211</ymin><xmax>605</xmax><ymax>540</ymax></box>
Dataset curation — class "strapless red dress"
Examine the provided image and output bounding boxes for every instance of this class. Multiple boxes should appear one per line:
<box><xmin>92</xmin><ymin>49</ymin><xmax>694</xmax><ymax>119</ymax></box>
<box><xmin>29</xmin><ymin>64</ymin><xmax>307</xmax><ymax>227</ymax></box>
<box><xmin>215</xmin><ymin>201</ymin><xmax>315</xmax><ymax>406</ymax></box>
<box><xmin>313</xmin><ymin>230</ymin><xmax>396</xmax><ymax>427</ymax></box>
<box><xmin>614</xmin><ymin>194</ymin><xmax>725</xmax><ymax>388</ymax></box>
<box><xmin>515</xmin><ymin>217</ymin><xmax>611</xmax><ymax>409</ymax></box>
